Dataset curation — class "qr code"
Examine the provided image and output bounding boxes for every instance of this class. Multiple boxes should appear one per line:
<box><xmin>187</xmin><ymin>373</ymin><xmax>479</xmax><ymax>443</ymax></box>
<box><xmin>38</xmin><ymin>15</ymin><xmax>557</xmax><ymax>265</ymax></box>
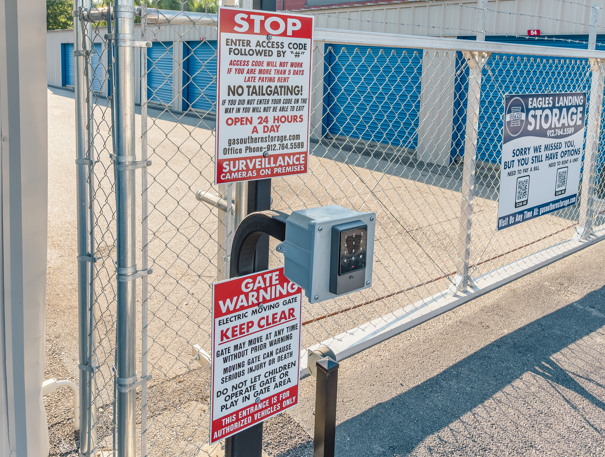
<box><xmin>555</xmin><ymin>167</ymin><xmax>568</xmax><ymax>196</ymax></box>
<box><xmin>515</xmin><ymin>175</ymin><xmax>530</xmax><ymax>208</ymax></box>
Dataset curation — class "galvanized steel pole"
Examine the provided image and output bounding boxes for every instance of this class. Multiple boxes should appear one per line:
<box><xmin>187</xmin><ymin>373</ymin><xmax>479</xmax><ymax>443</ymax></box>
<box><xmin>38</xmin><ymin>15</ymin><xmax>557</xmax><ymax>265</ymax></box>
<box><xmin>577</xmin><ymin>58</ymin><xmax>605</xmax><ymax>240</ymax></box>
<box><xmin>74</xmin><ymin>1</ymin><xmax>96</xmax><ymax>454</ymax></box>
<box><xmin>140</xmin><ymin>5</ymin><xmax>150</xmax><ymax>456</ymax></box>
<box><xmin>453</xmin><ymin>51</ymin><xmax>488</xmax><ymax>293</ymax></box>
<box><xmin>225</xmin><ymin>0</ymin><xmax>276</xmax><ymax>452</ymax></box>
<box><xmin>114</xmin><ymin>0</ymin><xmax>138</xmax><ymax>455</ymax></box>
<box><xmin>476</xmin><ymin>0</ymin><xmax>487</xmax><ymax>42</ymax></box>
<box><xmin>589</xmin><ymin>4</ymin><xmax>599</xmax><ymax>51</ymax></box>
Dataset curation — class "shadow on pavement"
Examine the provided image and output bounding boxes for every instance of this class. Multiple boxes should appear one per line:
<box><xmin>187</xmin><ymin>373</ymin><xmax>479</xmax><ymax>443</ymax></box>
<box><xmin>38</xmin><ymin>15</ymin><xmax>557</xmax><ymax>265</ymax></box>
<box><xmin>284</xmin><ymin>287</ymin><xmax>605</xmax><ymax>456</ymax></box>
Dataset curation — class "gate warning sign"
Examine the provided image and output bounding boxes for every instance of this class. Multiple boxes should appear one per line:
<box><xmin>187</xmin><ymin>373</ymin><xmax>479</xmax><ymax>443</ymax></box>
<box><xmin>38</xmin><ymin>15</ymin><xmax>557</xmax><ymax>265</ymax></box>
<box><xmin>498</xmin><ymin>92</ymin><xmax>586</xmax><ymax>230</ymax></box>
<box><xmin>215</xmin><ymin>8</ymin><xmax>314</xmax><ymax>184</ymax></box>
<box><xmin>210</xmin><ymin>267</ymin><xmax>302</xmax><ymax>443</ymax></box>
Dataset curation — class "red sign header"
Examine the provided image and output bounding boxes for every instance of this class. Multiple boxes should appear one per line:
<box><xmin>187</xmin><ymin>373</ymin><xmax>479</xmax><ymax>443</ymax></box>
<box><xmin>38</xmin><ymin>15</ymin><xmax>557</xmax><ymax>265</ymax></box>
<box><xmin>219</xmin><ymin>8</ymin><xmax>313</xmax><ymax>38</ymax></box>
<box><xmin>528</xmin><ymin>29</ymin><xmax>541</xmax><ymax>36</ymax></box>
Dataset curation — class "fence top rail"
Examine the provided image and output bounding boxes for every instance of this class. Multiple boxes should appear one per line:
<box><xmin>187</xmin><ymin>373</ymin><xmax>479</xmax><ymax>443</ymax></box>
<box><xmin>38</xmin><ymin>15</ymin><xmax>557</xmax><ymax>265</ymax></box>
<box><xmin>314</xmin><ymin>28</ymin><xmax>605</xmax><ymax>60</ymax></box>
<box><xmin>81</xmin><ymin>7</ymin><xmax>605</xmax><ymax>59</ymax></box>
<box><xmin>146</xmin><ymin>9</ymin><xmax>218</xmax><ymax>26</ymax></box>
<box><xmin>82</xmin><ymin>7</ymin><xmax>218</xmax><ymax>26</ymax></box>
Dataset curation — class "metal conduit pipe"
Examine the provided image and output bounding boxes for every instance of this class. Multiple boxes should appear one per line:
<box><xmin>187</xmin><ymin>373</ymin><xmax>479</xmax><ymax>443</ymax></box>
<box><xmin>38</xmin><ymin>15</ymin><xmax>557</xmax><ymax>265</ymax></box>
<box><xmin>42</xmin><ymin>379</ymin><xmax>81</xmax><ymax>431</ymax></box>
<box><xmin>82</xmin><ymin>6</ymin><xmax>218</xmax><ymax>26</ymax></box>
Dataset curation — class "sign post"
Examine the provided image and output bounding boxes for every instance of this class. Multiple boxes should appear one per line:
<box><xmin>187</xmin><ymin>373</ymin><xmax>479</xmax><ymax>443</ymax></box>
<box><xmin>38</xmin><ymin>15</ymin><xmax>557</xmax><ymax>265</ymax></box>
<box><xmin>211</xmin><ymin>268</ymin><xmax>302</xmax><ymax>444</ymax></box>
<box><xmin>498</xmin><ymin>92</ymin><xmax>586</xmax><ymax>230</ymax></box>
<box><xmin>215</xmin><ymin>6</ymin><xmax>313</xmax><ymax>455</ymax></box>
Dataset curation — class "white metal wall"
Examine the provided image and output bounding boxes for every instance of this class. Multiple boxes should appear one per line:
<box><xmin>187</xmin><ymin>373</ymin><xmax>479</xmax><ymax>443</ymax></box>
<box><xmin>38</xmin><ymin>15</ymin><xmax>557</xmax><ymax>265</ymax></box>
<box><xmin>306</xmin><ymin>0</ymin><xmax>601</xmax><ymax>38</ymax></box>
<box><xmin>1</xmin><ymin>0</ymin><xmax>49</xmax><ymax>455</ymax></box>
<box><xmin>47</xmin><ymin>30</ymin><xmax>71</xmax><ymax>88</ymax></box>
<box><xmin>47</xmin><ymin>24</ymin><xmax>217</xmax><ymax>107</ymax></box>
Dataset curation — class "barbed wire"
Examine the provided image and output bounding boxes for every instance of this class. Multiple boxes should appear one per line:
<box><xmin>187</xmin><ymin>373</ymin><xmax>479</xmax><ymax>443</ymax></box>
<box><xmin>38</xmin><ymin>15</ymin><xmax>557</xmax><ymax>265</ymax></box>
<box><xmin>297</xmin><ymin>0</ymin><xmax>605</xmax><ymax>35</ymax></box>
<box><xmin>552</xmin><ymin>0</ymin><xmax>595</xmax><ymax>9</ymax></box>
<box><xmin>302</xmin><ymin>0</ymin><xmax>597</xmax><ymax>31</ymax></box>
<box><xmin>315</xmin><ymin>13</ymin><xmax>596</xmax><ymax>50</ymax></box>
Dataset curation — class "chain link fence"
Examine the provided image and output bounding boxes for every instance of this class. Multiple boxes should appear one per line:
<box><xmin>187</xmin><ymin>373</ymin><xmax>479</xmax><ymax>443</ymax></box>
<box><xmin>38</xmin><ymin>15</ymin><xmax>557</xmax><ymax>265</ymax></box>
<box><xmin>73</xmin><ymin>5</ymin><xmax>605</xmax><ymax>456</ymax></box>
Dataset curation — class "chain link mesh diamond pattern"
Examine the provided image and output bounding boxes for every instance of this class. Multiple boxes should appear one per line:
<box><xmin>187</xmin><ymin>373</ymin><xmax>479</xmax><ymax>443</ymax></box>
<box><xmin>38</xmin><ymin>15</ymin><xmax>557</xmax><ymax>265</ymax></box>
<box><xmin>78</xmin><ymin>12</ymin><xmax>605</xmax><ymax>455</ymax></box>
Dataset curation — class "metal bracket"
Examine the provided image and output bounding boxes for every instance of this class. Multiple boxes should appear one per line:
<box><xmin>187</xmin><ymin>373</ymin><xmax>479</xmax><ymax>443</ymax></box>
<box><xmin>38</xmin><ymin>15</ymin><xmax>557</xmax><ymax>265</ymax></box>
<box><xmin>105</xmin><ymin>33</ymin><xmax>151</xmax><ymax>48</ymax></box>
<box><xmin>191</xmin><ymin>345</ymin><xmax>212</xmax><ymax>371</ymax></box>
<box><xmin>78</xmin><ymin>363</ymin><xmax>98</xmax><ymax>374</ymax></box>
<box><xmin>77</xmin><ymin>255</ymin><xmax>98</xmax><ymax>263</ymax></box>
<box><xmin>113</xmin><ymin>4</ymin><xmax>138</xmax><ymax>14</ymax></box>
<box><xmin>73</xmin><ymin>50</ymin><xmax>90</xmax><ymax>57</ymax></box>
<box><xmin>462</xmin><ymin>51</ymin><xmax>490</xmax><ymax>70</ymax></box>
<box><xmin>448</xmin><ymin>273</ymin><xmax>476</xmax><ymax>295</ymax></box>
<box><xmin>307</xmin><ymin>346</ymin><xmax>337</xmax><ymax>378</ymax></box>
<box><xmin>119</xmin><ymin>41</ymin><xmax>152</xmax><ymax>48</ymax></box>
<box><xmin>116</xmin><ymin>374</ymin><xmax>152</xmax><ymax>393</ymax></box>
<box><xmin>75</xmin><ymin>158</ymin><xmax>97</xmax><ymax>166</ymax></box>
<box><xmin>573</xmin><ymin>225</ymin><xmax>592</xmax><ymax>241</ymax></box>
<box><xmin>116</xmin><ymin>160</ymin><xmax>152</xmax><ymax>171</ymax></box>
<box><xmin>117</xmin><ymin>267</ymin><xmax>153</xmax><ymax>282</ymax></box>
<box><xmin>110</xmin><ymin>153</ymin><xmax>135</xmax><ymax>163</ymax></box>
<box><xmin>110</xmin><ymin>153</ymin><xmax>152</xmax><ymax>170</ymax></box>
<box><xmin>196</xmin><ymin>189</ymin><xmax>231</xmax><ymax>213</ymax></box>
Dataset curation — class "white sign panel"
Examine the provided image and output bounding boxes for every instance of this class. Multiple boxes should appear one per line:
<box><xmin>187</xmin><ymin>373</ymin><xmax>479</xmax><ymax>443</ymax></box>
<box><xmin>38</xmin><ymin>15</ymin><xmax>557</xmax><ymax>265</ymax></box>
<box><xmin>498</xmin><ymin>92</ymin><xmax>586</xmax><ymax>230</ymax></box>
<box><xmin>216</xmin><ymin>8</ymin><xmax>314</xmax><ymax>184</ymax></box>
<box><xmin>210</xmin><ymin>267</ymin><xmax>302</xmax><ymax>443</ymax></box>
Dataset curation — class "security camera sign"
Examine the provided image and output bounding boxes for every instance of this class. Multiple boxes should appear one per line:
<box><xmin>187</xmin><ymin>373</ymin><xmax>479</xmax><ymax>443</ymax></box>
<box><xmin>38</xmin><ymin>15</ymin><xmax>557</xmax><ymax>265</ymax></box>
<box><xmin>497</xmin><ymin>92</ymin><xmax>586</xmax><ymax>230</ymax></box>
<box><xmin>210</xmin><ymin>267</ymin><xmax>302</xmax><ymax>443</ymax></box>
<box><xmin>215</xmin><ymin>8</ymin><xmax>314</xmax><ymax>184</ymax></box>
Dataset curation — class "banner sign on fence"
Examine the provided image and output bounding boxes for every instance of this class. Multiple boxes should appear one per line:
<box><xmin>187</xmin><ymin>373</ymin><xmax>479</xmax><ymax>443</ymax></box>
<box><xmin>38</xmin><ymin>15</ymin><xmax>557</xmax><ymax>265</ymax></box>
<box><xmin>215</xmin><ymin>8</ymin><xmax>314</xmax><ymax>184</ymax></box>
<box><xmin>210</xmin><ymin>267</ymin><xmax>302</xmax><ymax>443</ymax></box>
<box><xmin>497</xmin><ymin>92</ymin><xmax>586</xmax><ymax>230</ymax></box>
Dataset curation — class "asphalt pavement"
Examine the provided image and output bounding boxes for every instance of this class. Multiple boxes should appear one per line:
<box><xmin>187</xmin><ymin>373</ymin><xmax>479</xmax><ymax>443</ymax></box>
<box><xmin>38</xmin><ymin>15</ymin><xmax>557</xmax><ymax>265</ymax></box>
<box><xmin>284</xmin><ymin>232</ymin><xmax>605</xmax><ymax>456</ymax></box>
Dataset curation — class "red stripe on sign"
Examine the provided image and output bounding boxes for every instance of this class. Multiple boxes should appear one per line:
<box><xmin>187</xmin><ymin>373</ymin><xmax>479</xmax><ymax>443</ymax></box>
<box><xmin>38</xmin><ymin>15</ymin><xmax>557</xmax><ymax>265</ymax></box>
<box><xmin>216</xmin><ymin>152</ymin><xmax>307</xmax><ymax>184</ymax></box>
<box><xmin>219</xmin><ymin>8</ymin><xmax>314</xmax><ymax>39</ymax></box>
<box><xmin>213</xmin><ymin>268</ymin><xmax>301</xmax><ymax>319</ymax></box>
<box><xmin>211</xmin><ymin>385</ymin><xmax>299</xmax><ymax>443</ymax></box>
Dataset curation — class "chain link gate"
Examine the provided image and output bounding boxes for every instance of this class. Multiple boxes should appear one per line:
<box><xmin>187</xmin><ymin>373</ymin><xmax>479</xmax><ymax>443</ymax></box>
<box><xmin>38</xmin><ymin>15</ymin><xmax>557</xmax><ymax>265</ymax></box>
<box><xmin>74</xmin><ymin>2</ymin><xmax>605</xmax><ymax>455</ymax></box>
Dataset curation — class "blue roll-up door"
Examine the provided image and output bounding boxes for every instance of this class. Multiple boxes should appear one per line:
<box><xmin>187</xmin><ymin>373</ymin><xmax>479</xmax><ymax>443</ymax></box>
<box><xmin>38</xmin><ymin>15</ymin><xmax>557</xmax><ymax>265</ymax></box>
<box><xmin>325</xmin><ymin>44</ymin><xmax>423</xmax><ymax>148</ymax></box>
<box><xmin>183</xmin><ymin>41</ymin><xmax>217</xmax><ymax>112</ymax></box>
<box><xmin>91</xmin><ymin>43</ymin><xmax>104</xmax><ymax>93</ymax></box>
<box><xmin>147</xmin><ymin>42</ymin><xmax>173</xmax><ymax>105</ymax></box>
<box><xmin>62</xmin><ymin>43</ymin><xmax>75</xmax><ymax>87</ymax></box>
<box><xmin>451</xmin><ymin>35</ymin><xmax>597</xmax><ymax>164</ymax></box>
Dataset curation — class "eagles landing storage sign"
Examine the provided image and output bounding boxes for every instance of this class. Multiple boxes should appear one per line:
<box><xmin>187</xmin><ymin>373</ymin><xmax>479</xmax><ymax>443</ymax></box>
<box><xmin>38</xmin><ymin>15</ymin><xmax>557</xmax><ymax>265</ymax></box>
<box><xmin>215</xmin><ymin>8</ymin><xmax>314</xmax><ymax>184</ymax></box>
<box><xmin>497</xmin><ymin>92</ymin><xmax>586</xmax><ymax>230</ymax></box>
<box><xmin>210</xmin><ymin>267</ymin><xmax>302</xmax><ymax>443</ymax></box>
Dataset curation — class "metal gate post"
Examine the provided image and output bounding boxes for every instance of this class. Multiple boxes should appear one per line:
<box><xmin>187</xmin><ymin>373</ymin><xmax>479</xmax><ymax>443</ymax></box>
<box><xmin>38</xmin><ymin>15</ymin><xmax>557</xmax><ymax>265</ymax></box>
<box><xmin>139</xmin><ymin>5</ymin><xmax>150</xmax><ymax>456</ymax></box>
<box><xmin>588</xmin><ymin>4</ymin><xmax>599</xmax><ymax>52</ymax></box>
<box><xmin>74</xmin><ymin>1</ymin><xmax>97</xmax><ymax>455</ymax></box>
<box><xmin>225</xmin><ymin>0</ymin><xmax>275</xmax><ymax>446</ymax></box>
<box><xmin>452</xmin><ymin>51</ymin><xmax>489</xmax><ymax>293</ymax></box>
<box><xmin>313</xmin><ymin>358</ymin><xmax>339</xmax><ymax>457</ymax></box>
<box><xmin>476</xmin><ymin>0</ymin><xmax>487</xmax><ymax>42</ymax></box>
<box><xmin>577</xmin><ymin>57</ymin><xmax>605</xmax><ymax>240</ymax></box>
<box><xmin>113</xmin><ymin>0</ymin><xmax>138</xmax><ymax>455</ymax></box>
